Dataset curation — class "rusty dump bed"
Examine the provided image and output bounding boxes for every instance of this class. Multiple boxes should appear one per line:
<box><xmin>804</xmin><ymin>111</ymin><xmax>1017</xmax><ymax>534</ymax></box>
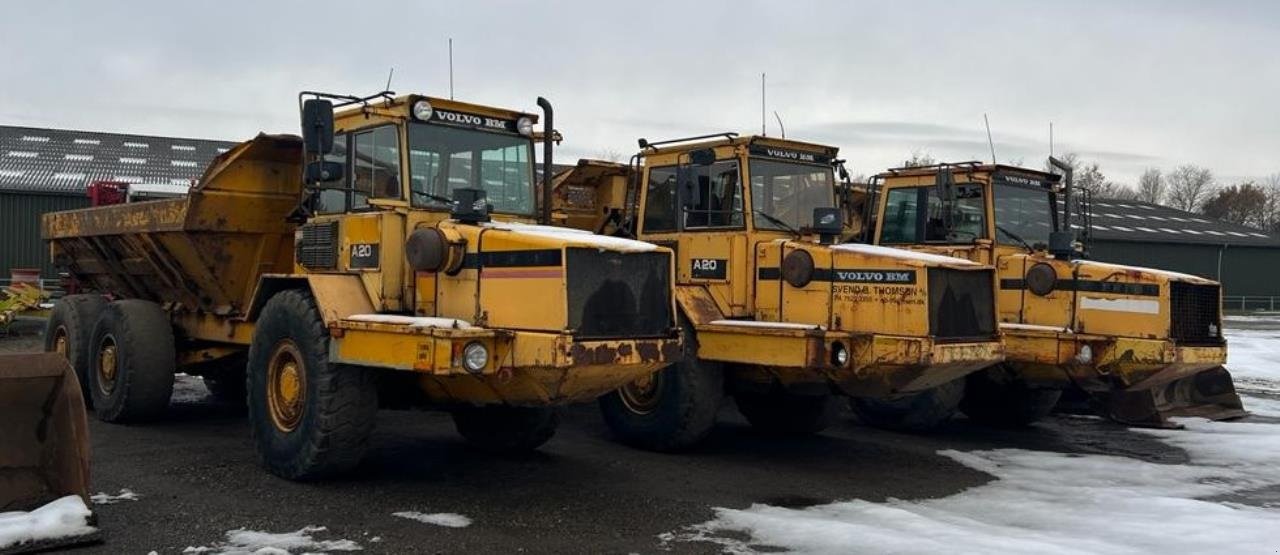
<box><xmin>42</xmin><ymin>135</ymin><xmax>302</xmax><ymax>318</ymax></box>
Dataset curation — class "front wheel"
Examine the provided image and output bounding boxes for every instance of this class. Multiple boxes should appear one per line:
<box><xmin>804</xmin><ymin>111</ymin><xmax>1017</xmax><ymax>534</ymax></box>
<box><xmin>247</xmin><ymin>289</ymin><xmax>377</xmax><ymax>480</ymax></box>
<box><xmin>598</xmin><ymin>323</ymin><xmax>723</xmax><ymax>451</ymax></box>
<box><xmin>734</xmin><ymin>388</ymin><xmax>836</xmax><ymax>436</ymax></box>
<box><xmin>959</xmin><ymin>366</ymin><xmax>1062</xmax><ymax>427</ymax></box>
<box><xmin>452</xmin><ymin>406</ymin><xmax>558</xmax><ymax>453</ymax></box>
<box><xmin>849</xmin><ymin>378</ymin><xmax>965</xmax><ymax>433</ymax></box>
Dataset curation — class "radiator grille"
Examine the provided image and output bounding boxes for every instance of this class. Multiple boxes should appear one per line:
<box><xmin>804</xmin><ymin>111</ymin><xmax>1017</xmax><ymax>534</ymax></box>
<box><xmin>1170</xmin><ymin>282</ymin><xmax>1222</xmax><ymax>345</ymax></box>
<box><xmin>296</xmin><ymin>221</ymin><xmax>338</xmax><ymax>269</ymax></box>
<box><xmin>927</xmin><ymin>268</ymin><xmax>996</xmax><ymax>342</ymax></box>
<box><xmin>566</xmin><ymin>248</ymin><xmax>672</xmax><ymax>339</ymax></box>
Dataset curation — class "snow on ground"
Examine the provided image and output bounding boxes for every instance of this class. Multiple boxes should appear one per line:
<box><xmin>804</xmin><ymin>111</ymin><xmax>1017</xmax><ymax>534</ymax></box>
<box><xmin>0</xmin><ymin>495</ymin><xmax>97</xmax><ymax>551</ymax></box>
<box><xmin>392</xmin><ymin>511</ymin><xmax>473</xmax><ymax>528</ymax></box>
<box><xmin>90</xmin><ymin>488</ymin><xmax>139</xmax><ymax>505</ymax></box>
<box><xmin>665</xmin><ymin>325</ymin><xmax>1280</xmax><ymax>554</ymax></box>
<box><xmin>183</xmin><ymin>526</ymin><xmax>361</xmax><ymax>554</ymax></box>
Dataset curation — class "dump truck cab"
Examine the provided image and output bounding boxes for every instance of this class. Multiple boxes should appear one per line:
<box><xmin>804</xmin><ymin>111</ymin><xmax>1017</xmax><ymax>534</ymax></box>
<box><xmin>864</xmin><ymin>161</ymin><xmax>1244</xmax><ymax>425</ymax></box>
<box><xmin>553</xmin><ymin>134</ymin><xmax>1004</xmax><ymax>447</ymax></box>
<box><xmin>42</xmin><ymin>92</ymin><xmax>681</xmax><ymax>480</ymax></box>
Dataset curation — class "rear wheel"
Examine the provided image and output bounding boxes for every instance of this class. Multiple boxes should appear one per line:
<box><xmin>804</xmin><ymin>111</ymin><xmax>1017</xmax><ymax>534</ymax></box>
<box><xmin>959</xmin><ymin>366</ymin><xmax>1062</xmax><ymax>427</ymax></box>
<box><xmin>89</xmin><ymin>300</ymin><xmax>175</xmax><ymax>423</ymax></box>
<box><xmin>598</xmin><ymin>323</ymin><xmax>723</xmax><ymax>451</ymax></box>
<box><xmin>734</xmin><ymin>388</ymin><xmax>836</xmax><ymax>436</ymax></box>
<box><xmin>849</xmin><ymin>378</ymin><xmax>965</xmax><ymax>432</ymax></box>
<box><xmin>43</xmin><ymin>294</ymin><xmax>107</xmax><ymax>406</ymax></box>
<box><xmin>247</xmin><ymin>289</ymin><xmax>377</xmax><ymax>480</ymax></box>
<box><xmin>452</xmin><ymin>406</ymin><xmax>558</xmax><ymax>453</ymax></box>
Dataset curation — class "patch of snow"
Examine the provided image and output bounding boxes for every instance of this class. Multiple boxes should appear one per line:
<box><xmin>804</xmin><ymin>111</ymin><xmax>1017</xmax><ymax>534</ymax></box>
<box><xmin>1076</xmin><ymin>259</ymin><xmax>1207</xmax><ymax>283</ymax></box>
<box><xmin>999</xmin><ymin>322</ymin><xmax>1071</xmax><ymax>333</ymax></box>
<box><xmin>1225</xmin><ymin>327</ymin><xmax>1280</xmax><ymax>385</ymax></box>
<box><xmin>707</xmin><ymin>320</ymin><xmax>821</xmax><ymax>330</ymax></box>
<box><xmin>830</xmin><ymin>243</ymin><xmax>980</xmax><ymax>266</ymax></box>
<box><xmin>0</xmin><ymin>495</ymin><xmax>97</xmax><ymax>551</ymax></box>
<box><xmin>393</xmin><ymin>511</ymin><xmax>472</xmax><ymax>528</ymax></box>
<box><xmin>345</xmin><ymin>314</ymin><xmax>472</xmax><ymax>329</ymax></box>
<box><xmin>183</xmin><ymin>525</ymin><xmax>360</xmax><ymax>554</ymax></box>
<box><xmin>478</xmin><ymin>221</ymin><xmax>659</xmax><ymax>253</ymax></box>
<box><xmin>90</xmin><ymin>489</ymin><xmax>139</xmax><ymax>505</ymax></box>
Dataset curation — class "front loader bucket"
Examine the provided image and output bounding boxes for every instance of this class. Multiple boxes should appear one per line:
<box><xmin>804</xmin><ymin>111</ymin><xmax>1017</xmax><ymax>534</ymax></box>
<box><xmin>1101</xmin><ymin>366</ymin><xmax>1248</xmax><ymax>428</ymax></box>
<box><xmin>0</xmin><ymin>353</ymin><xmax>91</xmax><ymax>512</ymax></box>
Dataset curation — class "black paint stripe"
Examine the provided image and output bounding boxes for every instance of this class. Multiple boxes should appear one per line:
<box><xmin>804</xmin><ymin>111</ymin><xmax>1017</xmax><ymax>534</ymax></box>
<box><xmin>758</xmin><ymin>267</ymin><xmax>781</xmax><ymax>280</ymax></box>
<box><xmin>1001</xmin><ymin>278</ymin><xmax>1158</xmax><ymax>297</ymax></box>
<box><xmin>461</xmin><ymin>249</ymin><xmax>562</xmax><ymax>269</ymax></box>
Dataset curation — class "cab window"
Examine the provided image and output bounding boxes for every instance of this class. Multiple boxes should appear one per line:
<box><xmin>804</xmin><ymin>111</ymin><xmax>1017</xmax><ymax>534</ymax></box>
<box><xmin>351</xmin><ymin>126</ymin><xmax>402</xmax><ymax>209</ymax></box>
<box><xmin>315</xmin><ymin>133</ymin><xmax>348</xmax><ymax>214</ymax></box>
<box><xmin>684</xmin><ymin>160</ymin><xmax>743</xmax><ymax>229</ymax></box>
<box><xmin>880</xmin><ymin>184</ymin><xmax>986</xmax><ymax>244</ymax></box>
<box><xmin>880</xmin><ymin>187</ymin><xmax>920</xmax><ymax>243</ymax></box>
<box><xmin>642</xmin><ymin>166</ymin><xmax>678</xmax><ymax>232</ymax></box>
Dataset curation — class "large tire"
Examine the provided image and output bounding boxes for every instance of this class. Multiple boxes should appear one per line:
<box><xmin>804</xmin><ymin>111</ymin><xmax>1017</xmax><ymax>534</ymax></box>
<box><xmin>734</xmin><ymin>388</ymin><xmax>836</xmax><ymax>436</ymax></box>
<box><xmin>849</xmin><ymin>378</ymin><xmax>965</xmax><ymax>432</ymax></box>
<box><xmin>43</xmin><ymin>294</ymin><xmax>107</xmax><ymax>407</ymax></box>
<box><xmin>598</xmin><ymin>323</ymin><xmax>723</xmax><ymax>451</ymax></box>
<box><xmin>247</xmin><ymin>289</ymin><xmax>377</xmax><ymax>481</ymax></box>
<box><xmin>88</xmin><ymin>300</ymin><xmax>176</xmax><ymax>423</ymax></box>
<box><xmin>452</xmin><ymin>406</ymin><xmax>558</xmax><ymax>453</ymax></box>
<box><xmin>959</xmin><ymin>366</ymin><xmax>1062</xmax><ymax>427</ymax></box>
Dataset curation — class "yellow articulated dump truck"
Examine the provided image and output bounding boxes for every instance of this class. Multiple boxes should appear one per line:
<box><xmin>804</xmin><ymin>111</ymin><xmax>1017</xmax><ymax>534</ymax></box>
<box><xmin>41</xmin><ymin>91</ymin><xmax>681</xmax><ymax>480</ymax></box>
<box><xmin>552</xmin><ymin>133</ymin><xmax>1004</xmax><ymax>449</ymax></box>
<box><xmin>858</xmin><ymin>160</ymin><xmax>1244</xmax><ymax>426</ymax></box>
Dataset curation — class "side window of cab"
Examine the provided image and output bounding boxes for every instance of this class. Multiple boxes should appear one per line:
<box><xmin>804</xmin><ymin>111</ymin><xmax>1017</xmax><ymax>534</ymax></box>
<box><xmin>351</xmin><ymin>126</ymin><xmax>402</xmax><ymax>209</ymax></box>
<box><xmin>315</xmin><ymin>134</ymin><xmax>348</xmax><ymax>214</ymax></box>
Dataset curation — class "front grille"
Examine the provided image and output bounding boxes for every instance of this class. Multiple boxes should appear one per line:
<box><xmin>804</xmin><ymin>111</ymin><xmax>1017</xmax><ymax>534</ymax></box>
<box><xmin>927</xmin><ymin>268</ymin><xmax>996</xmax><ymax>342</ymax></box>
<box><xmin>296</xmin><ymin>221</ymin><xmax>338</xmax><ymax>269</ymax></box>
<box><xmin>1170</xmin><ymin>282</ymin><xmax>1222</xmax><ymax>345</ymax></box>
<box><xmin>566</xmin><ymin>248</ymin><xmax>672</xmax><ymax>339</ymax></box>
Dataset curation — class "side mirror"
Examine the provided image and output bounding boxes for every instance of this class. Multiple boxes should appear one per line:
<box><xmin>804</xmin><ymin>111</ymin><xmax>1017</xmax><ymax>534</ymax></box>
<box><xmin>1048</xmin><ymin>230</ymin><xmax>1076</xmax><ymax>259</ymax></box>
<box><xmin>935</xmin><ymin>167</ymin><xmax>955</xmax><ymax>202</ymax></box>
<box><xmin>304</xmin><ymin>161</ymin><xmax>344</xmax><ymax>184</ymax></box>
<box><xmin>301</xmin><ymin>99</ymin><xmax>335</xmax><ymax>155</ymax></box>
<box><xmin>688</xmin><ymin>148</ymin><xmax>716</xmax><ymax>166</ymax></box>
<box><xmin>812</xmin><ymin>207</ymin><xmax>843</xmax><ymax>244</ymax></box>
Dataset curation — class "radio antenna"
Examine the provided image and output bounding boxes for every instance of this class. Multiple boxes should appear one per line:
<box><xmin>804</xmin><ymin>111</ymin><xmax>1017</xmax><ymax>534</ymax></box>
<box><xmin>384</xmin><ymin>67</ymin><xmax>395</xmax><ymax>92</ymax></box>
<box><xmin>984</xmin><ymin>113</ymin><xmax>997</xmax><ymax>164</ymax></box>
<box><xmin>761</xmin><ymin>73</ymin><xmax>767</xmax><ymax>136</ymax></box>
<box><xmin>448</xmin><ymin>38</ymin><xmax>455</xmax><ymax>99</ymax></box>
<box><xmin>1049</xmin><ymin>121</ymin><xmax>1054</xmax><ymax>158</ymax></box>
<box><xmin>773</xmin><ymin>111</ymin><xmax>785</xmax><ymax>139</ymax></box>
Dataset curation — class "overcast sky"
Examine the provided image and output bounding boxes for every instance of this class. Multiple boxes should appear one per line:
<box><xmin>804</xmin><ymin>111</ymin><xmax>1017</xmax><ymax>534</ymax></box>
<box><xmin>2</xmin><ymin>1</ymin><xmax>1276</xmax><ymax>185</ymax></box>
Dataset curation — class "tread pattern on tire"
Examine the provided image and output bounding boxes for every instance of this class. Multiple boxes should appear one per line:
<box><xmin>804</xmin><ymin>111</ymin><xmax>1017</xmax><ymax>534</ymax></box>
<box><xmin>247</xmin><ymin>289</ymin><xmax>377</xmax><ymax>481</ymax></box>
<box><xmin>89</xmin><ymin>300</ymin><xmax>176</xmax><ymax>423</ymax></box>
<box><xmin>734</xmin><ymin>389</ymin><xmax>836</xmax><ymax>436</ymax></box>
<box><xmin>849</xmin><ymin>378</ymin><xmax>965</xmax><ymax>433</ymax></box>
<box><xmin>453</xmin><ymin>406</ymin><xmax>559</xmax><ymax>453</ymax></box>
<box><xmin>959</xmin><ymin>366</ymin><xmax>1062</xmax><ymax>427</ymax></box>
<box><xmin>44</xmin><ymin>294</ymin><xmax>107</xmax><ymax>405</ymax></box>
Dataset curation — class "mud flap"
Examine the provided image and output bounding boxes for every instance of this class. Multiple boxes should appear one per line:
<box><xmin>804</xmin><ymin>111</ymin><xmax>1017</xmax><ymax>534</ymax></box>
<box><xmin>0</xmin><ymin>353</ymin><xmax>92</xmax><ymax>512</ymax></box>
<box><xmin>1101</xmin><ymin>366</ymin><xmax>1248</xmax><ymax>428</ymax></box>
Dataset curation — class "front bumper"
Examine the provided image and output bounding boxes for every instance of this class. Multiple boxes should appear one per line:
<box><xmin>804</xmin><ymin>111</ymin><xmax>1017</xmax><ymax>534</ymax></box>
<box><xmin>328</xmin><ymin>319</ymin><xmax>681</xmax><ymax>405</ymax></box>
<box><xmin>695</xmin><ymin>322</ymin><xmax>1004</xmax><ymax>397</ymax></box>
<box><xmin>1001</xmin><ymin>326</ymin><xmax>1227</xmax><ymax>391</ymax></box>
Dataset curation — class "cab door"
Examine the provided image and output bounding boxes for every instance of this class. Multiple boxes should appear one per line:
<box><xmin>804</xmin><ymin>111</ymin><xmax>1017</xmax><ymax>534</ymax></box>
<box><xmin>639</xmin><ymin>159</ymin><xmax>750</xmax><ymax>317</ymax></box>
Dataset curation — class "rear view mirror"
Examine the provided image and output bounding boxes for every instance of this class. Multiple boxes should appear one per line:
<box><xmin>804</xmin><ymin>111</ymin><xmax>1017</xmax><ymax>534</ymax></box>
<box><xmin>688</xmin><ymin>148</ymin><xmax>716</xmax><ymax>166</ymax></box>
<box><xmin>935</xmin><ymin>167</ymin><xmax>955</xmax><ymax>202</ymax></box>
<box><xmin>301</xmin><ymin>99</ymin><xmax>335</xmax><ymax>155</ymax></box>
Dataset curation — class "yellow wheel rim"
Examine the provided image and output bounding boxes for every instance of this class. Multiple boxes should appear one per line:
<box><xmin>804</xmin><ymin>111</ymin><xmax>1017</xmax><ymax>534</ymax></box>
<box><xmin>267</xmin><ymin>340</ymin><xmax>306</xmax><ymax>433</ymax></box>
<box><xmin>618</xmin><ymin>371</ymin><xmax>663</xmax><ymax>415</ymax></box>
<box><xmin>97</xmin><ymin>337</ymin><xmax>118</xmax><ymax>394</ymax></box>
<box><xmin>53</xmin><ymin>326</ymin><xmax>69</xmax><ymax>357</ymax></box>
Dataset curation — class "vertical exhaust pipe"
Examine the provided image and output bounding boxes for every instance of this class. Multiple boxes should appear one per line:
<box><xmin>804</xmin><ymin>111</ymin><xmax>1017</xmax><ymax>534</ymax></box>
<box><xmin>1048</xmin><ymin>156</ymin><xmax>1076</xmax><ymax>258</ymax></box>
<box><xmin>537</xmin><ymin>97</ymin><xmax>554</xmax><ymax>225</ymax></box>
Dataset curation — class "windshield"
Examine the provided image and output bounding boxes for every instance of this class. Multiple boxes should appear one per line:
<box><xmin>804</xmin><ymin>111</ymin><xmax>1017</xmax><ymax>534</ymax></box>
<box><xmin>879</xmin><ymin>184</ymin><xmax>987</xmax><ymax>244</ymax></box>
<box><xmin>993</xmin><ymin>183</ymin><xmax>1053</xmax><ymax>246</ymax></box>
<box><xmin>407</xmin><ymin>123</ymin><xmax>535</xmax><ymax>215</ymax></box>
<box><xmin>749</xmin><ymin>159</ymin><xmax>834</xmax><ymax>231</ymax></box>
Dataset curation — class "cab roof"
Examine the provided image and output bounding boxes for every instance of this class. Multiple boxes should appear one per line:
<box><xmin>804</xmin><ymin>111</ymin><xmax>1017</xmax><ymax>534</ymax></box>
<box><xmin>877</xmin><ymin>161</ymin><xmax>1061</xmax><ymax>184</ymax></box>
<box><xmin>638</xmin><ymin>133</ymin><xmax>838</xmax><ymax>159</ymax></box>
<box><xmin>333</xmin><ymin>94</ymin><xmax>539</xmax><ymax>124</ymax></box>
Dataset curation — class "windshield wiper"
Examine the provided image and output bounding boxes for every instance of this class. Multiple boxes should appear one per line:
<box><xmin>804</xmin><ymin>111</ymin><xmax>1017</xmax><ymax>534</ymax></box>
<box><xmin>996</xmin><ymin>224</ymin><xmax>1034</xmax><ymax>253</ymax></box>
<box><xmin>753</xmin><ymin>210</ymin><xmax>801</xmax><ymax>237</ymax></box>
<box><xmin>414</xmin><ymin>191</ymin><xmax>454</xmax><ymax>205</ymax></box>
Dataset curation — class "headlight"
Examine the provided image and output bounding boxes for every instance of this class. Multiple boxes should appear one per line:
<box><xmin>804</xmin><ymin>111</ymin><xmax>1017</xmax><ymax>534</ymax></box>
<box><xmin>516</xmin><ymin>116</ymin><xmax>534</xmax><ymax>136</ymax></box>
<box><xmin>412</xmin><ymin>100</ymin><xmax>434</xmax><ymax>121</ymax></box>
<box><xmin>831</xmin><ymin>342</ymin><xmax>849</xmax><ymax>367</ymax></box>
<box><xmin>463</xmin><ymin>341</ymin><xmax>488</xmax><ymax>373</ymax></box>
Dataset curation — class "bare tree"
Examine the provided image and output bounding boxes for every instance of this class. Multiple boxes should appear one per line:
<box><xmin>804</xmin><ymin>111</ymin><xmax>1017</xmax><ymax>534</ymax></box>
<box><xmin>1136</xmin><ymin>168</ymin><xmax>1165</xmax><ymax>205</ymax></box>
<box><xmin>1261</xmin><ymin>172</ymin><xmax>1280</xmax><ymax>232</ymax></box>
<box><xmin>1059</xmin><ymin>158</ymin><xmax>1135</xmax><ymax>199</ymax></box>
<box><xmin>902</xmin><ymin>149</ymin><xmax>936</xmax><ymax>168</ymax></box>
<box><xmin>1166</xmin><ymin>164</ymin><xmax>1215</xmax><ymax>212</ymax></box>
<box><xmin>1201</xmin><ymin>182</ymin><xmax>1268</xmax><ymax>228</ymax></box>
<box><xmin>595</xmin><ymin>148</ymin><xmax>624</xmax><ymax>163</ymax></box>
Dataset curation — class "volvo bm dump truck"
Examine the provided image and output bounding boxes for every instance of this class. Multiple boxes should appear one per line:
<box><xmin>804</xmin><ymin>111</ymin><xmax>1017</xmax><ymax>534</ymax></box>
<box><xmin>552</xmin><ymin>134</ymin><xmax>1004</xmax><ymax>449</ymax></box>
<box><xmin>42</xmin><ymin>92</ymin><xmax>680</xmax><ymax>480</ymax></box>
<box><xmin>859</xmin><ymin>160</ymin><xmax>1244</xmax><ymax>426</ymax></box>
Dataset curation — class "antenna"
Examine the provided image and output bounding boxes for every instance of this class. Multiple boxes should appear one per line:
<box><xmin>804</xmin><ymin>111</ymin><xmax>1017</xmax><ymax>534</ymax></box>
<box><xmin>448</xmin><ymin>38</ymin><xmax>455</xmax><ymax>100</ymax></box>
<box><xmin>761</xmin><ymin>73</ymin><xmax>766</xmax><ymax>136</ymax></box>
<box><xmin>773</xmin><ymin>111</ymin><xmax>785</xmax><ymax>139</ymax></box>
<box><xmin>983</xmin><ymin>113</ymin><xmax>997</xmax><ymax>164</ymax></box>
<box><xmin>384</xmin><ymin>67</ymin><xmax>395</xmax><ymax>92</ymax></box>
<box><xmin>1049</xmin><ymin>122</ymin><xmax>1054</xmax><ymax>158</ymax></box>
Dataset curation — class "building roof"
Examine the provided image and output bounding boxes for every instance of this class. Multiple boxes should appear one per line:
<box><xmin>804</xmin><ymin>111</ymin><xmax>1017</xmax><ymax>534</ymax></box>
<box><xmin>1087</xmin><ymin>197</ymin><xmax>1280</xmax><ymax>247</ymax></box>
<box><xmin>0</xmin><ymin>125</ymin><xmax>237</xmax><ymax>195</ymax></box>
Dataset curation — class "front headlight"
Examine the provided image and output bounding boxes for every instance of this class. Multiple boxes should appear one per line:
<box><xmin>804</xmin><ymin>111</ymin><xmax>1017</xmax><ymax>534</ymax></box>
<box><xmin>831</xmin><ymin>341</ymin><xmax>849</xmax><ymax>367</ymax></box>
<box><xmin>412</xmin><ymin>100</ymin><xmax>434</xmax><ymax>121</ymax></box>
<box><xmin>463</xmin><ymin>341</ymin><xmax>488</xmax><ymax>373</ymax></box>
<box><xmin>516</xmin><ymin>116</ymin><xmax>534</xmax><ymax>136</ymax></box>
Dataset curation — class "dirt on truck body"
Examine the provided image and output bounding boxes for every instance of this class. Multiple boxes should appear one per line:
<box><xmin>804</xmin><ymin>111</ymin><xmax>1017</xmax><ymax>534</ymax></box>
<box><xmin>41</xmin><ymin>92</ymin><xmax>681</xmax><ymax>480</ymax></box>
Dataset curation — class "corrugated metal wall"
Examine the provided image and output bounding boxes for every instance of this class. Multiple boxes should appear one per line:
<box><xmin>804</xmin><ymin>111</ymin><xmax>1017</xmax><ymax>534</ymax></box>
<box><xmin>0</xmin><ymin>192</ymin><xmax>90</xmax><ymax>279</ymax></box>
<box><xmin>1090</xmin><ymin>240</ymin><xmax>1280</xmax><ymax>296</ymax></box>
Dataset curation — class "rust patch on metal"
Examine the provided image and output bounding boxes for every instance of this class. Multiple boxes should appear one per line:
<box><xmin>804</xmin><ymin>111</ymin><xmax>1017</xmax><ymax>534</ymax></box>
<box><xmin>570</xmin><ymin>343</ymin><xmax>619</xmax><ymax>365</ymax></box>
<box><xmin>617</xmin><ymin>343</ymin><xmax>634</xmax><ymax>358</ymax></box>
